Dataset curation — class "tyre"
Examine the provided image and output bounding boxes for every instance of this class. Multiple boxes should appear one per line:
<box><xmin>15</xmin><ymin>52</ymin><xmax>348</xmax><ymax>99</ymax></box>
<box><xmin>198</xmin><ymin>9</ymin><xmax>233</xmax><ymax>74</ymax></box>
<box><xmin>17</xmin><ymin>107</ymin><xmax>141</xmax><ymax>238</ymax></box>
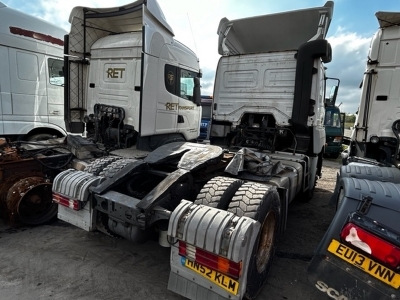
<box><xmin>227</xmin><ymin>182</ymin><xmax>281</xmax><ymax>299</ymax></box>
<box><xmin>101</xmin><ymin>158</ymin><xmax>138</xmax><ymax>178</ymax></box>
<box><xmin>85</xmin><ymin>156</ymin><xmax>122</xmax><ymax>176</ymax></box>
<box><xmin>194</xmin><ymin>176</ymin><xmax>244</xmax><ymax>210</ymax></box>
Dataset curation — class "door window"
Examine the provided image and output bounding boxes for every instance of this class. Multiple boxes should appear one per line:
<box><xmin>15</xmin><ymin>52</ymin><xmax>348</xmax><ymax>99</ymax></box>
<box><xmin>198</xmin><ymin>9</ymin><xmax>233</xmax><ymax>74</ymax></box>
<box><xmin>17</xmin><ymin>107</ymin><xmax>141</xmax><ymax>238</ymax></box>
<box><xmin>48</xmin><ymin>58</ymin><xmax>64</xmax><ymax>86</ymax></box>
<box><xmin>165</xmin><ymin>64</ymin><xmax>197</xmax><ymax>102</ymax></box>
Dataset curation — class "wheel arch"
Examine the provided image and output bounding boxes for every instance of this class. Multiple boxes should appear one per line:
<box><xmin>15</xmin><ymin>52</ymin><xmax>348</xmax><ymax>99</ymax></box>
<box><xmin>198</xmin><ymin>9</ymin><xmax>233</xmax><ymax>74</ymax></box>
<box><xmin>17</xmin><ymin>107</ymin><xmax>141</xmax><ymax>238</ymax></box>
<box><xmin>21</xmin><ymin>127</ymin><xmax>66</xmax><ymax>141</ymax></box>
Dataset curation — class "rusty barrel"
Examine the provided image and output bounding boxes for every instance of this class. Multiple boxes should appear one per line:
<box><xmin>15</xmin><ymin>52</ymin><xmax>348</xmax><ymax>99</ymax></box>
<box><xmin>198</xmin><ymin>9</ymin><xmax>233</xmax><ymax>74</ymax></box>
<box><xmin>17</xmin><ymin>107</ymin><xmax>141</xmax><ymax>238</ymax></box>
<box><xmin>0</xmin><ymin>174</ymin><xmax>57</xmax><ymax>225</ymax></box>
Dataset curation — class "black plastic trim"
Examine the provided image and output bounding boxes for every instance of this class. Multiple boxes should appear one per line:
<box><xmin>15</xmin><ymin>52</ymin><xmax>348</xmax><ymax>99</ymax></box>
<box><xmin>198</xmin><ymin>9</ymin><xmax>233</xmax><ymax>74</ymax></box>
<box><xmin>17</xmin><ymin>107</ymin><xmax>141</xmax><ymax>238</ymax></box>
<box><xmin>63</xmin><ymin>34</ymin><xmax>70</xmax><ymax>132</ymax></box>
<box><xmin>292</xmin><ymin>39</ymin><xmax>331</xmax><ymax>151</ymax></box>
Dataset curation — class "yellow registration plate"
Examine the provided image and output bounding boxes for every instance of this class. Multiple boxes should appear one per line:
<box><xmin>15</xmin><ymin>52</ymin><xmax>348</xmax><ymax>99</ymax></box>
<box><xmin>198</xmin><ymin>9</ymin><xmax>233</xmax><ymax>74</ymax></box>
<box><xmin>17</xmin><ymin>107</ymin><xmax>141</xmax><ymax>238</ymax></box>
<box><xmin>328</xmin><ymin>239</ymin><xmax>400</xmax><ymax>289</ymax></box>
<box><xmin>184</xmin><ymin>258</ymin><xmax>239</xmax><ymax>295</ymax></box>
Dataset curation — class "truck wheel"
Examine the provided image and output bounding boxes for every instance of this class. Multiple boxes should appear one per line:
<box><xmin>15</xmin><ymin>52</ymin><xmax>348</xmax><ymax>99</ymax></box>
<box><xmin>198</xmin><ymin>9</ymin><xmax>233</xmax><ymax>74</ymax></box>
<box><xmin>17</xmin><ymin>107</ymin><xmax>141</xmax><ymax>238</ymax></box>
<box><xmin>100</xmin><ymin>158</ymin><xmax>138</xmax><ymax>178</ymax></box>
<box><xmin>194</xmin><ymin>176</ymin><xmax>244</xmax><ymax>209</ymax></box>
<box><xmin>85</xmin><ymin>156</ymin><xmax>122</xmax><ymax>176</ymax></box>
<box><xmin>227</xmin><ymin>182</ymin><xmax>280</xmax><ymax>299</ymax></box>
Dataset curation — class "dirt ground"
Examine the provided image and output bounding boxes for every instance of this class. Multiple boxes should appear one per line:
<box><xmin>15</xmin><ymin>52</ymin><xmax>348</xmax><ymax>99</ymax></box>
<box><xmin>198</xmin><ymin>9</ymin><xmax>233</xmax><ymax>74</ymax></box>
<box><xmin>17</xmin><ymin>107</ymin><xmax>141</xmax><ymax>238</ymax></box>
<box><xmin>0</xmin><ymin>159</ymin><xmax>340</xmax><ymax>300</ymax></box>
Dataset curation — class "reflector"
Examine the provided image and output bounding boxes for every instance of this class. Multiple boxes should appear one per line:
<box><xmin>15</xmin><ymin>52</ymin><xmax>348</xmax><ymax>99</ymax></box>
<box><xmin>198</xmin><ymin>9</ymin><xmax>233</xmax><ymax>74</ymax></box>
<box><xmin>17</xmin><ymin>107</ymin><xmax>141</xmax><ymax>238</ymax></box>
<box><xmin>53</xmin><ymin>193</ymin><xmax>81</xmax><ymax>211</ymax></box>
<box><xmin>340</xmin><ymin>223</ymin><xmax>400</xmax><ymax>269</ymax></box>
<box><xmin>178</xmin><ymin>241</ymin><xmax>241</xmax><ymax>278</ymax></box>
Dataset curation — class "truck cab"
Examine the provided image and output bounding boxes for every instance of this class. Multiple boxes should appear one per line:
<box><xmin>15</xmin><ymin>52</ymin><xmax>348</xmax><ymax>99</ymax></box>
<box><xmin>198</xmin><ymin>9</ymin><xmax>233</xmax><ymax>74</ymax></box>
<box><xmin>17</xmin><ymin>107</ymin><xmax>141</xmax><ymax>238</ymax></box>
<box><xmin>0</xmin><ymin>2</ymin><xmax>67</xmax><ymax>141</ymax></box>
<box><xmin>210</xmin><ymin>1</ymin><xmax>336</xmax><ymax>190</ymax></box>
<box><xmin>324</xmin><ymin>105</ymin><xmax>344</xmax><ymax>158</ymax></box>
<box><xmin>64</xmin><ymin>0</ymin><xmax>202</xmax><ymax>151</ymax></box>
<box><xmin>345</xmin><ymin>12</ymin><xmax>400</xmax><ymax>165</ymax></box>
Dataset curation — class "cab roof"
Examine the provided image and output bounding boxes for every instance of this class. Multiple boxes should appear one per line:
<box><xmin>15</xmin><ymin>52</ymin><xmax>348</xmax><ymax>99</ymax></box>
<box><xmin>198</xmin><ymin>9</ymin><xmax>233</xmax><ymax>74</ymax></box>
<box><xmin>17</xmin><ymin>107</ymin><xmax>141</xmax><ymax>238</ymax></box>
<box><xmin>217</xmin><ymin>1</ymin><xmax>333</xmax><ymax>55</ymax></box>
<box><xmin>375</xmin><ymin>11</ymin><xmax>400</xmax><ymax>28</ymax></box>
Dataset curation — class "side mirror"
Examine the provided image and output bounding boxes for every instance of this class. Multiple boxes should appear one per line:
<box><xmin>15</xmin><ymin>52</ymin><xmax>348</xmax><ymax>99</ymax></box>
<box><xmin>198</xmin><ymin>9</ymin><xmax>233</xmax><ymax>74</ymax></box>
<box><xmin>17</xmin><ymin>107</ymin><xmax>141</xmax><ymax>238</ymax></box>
<box><xmin>193</xmin><ymin>77</ymin><xmax>201</xmax><ymax>106</ymax></box>
<box><xmin>325</xmin><ymin>77</ymin><xmax>340</xmax><ymax>106</ymax></box>
<box><xmin>329</xmin><ymin>85</ymin><xmax>338</xmax><ymax>105</ymax></box>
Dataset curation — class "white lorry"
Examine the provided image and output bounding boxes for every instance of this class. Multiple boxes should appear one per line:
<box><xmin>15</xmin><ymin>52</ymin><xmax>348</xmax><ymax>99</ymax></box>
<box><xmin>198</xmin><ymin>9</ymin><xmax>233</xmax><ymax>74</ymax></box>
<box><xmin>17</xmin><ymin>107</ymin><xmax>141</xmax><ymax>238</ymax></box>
<box><xmin>63</xmin><ymin>0</ymin><xmax>202</xmax><ymax>150</ymax></box>
<box><xmin>0</xmin><ymin>2</ymin><xmax>67</xmax><ymax>141</ymax></box>
<box><xmin>52</xmin><ymin>1</ymin><xmax>337</xmax><ymax>299</ymax></box>
<box><xmin>308</xmin><ymin>12</ymin><xmax>400</xmax><ymax>300</ymax></box>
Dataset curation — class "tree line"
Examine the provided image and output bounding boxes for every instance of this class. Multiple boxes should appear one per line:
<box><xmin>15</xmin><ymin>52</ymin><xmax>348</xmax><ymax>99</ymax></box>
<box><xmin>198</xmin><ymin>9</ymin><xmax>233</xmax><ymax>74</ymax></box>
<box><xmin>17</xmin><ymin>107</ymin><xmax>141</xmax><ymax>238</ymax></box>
<box><xmin>344</xmin><ymin>114</ymin><xmax>356</xmax><ymax>123</ymax></box>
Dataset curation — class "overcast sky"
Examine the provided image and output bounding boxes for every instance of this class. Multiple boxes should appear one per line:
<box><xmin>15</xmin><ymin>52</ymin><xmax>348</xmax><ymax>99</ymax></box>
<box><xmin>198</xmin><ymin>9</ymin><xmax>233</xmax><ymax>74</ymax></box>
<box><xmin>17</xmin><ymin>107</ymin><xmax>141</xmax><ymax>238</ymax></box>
<box><xmin>2</xmin><ymin>0</ymin><xmax>400</xmax><ymax>114</ymax></box>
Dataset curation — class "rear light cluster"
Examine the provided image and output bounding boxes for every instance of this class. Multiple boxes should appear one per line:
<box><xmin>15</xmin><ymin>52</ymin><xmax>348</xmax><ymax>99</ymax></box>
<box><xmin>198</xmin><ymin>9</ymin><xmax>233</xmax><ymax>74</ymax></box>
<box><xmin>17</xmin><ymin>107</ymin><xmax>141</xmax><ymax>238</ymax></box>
<box><xmin>53</xmin><ymin>192</ymin><xmax>82</xmax><ymax>211</ymax></box>
<box><xmin>340</xmin><ymin>223</ymin><xmax>400</xmax><ymax>269</ymax></box>
<box><xmin>179</xmin><ymin>241</ymin><xmax>242</xmax><ymax>278</ymax></box>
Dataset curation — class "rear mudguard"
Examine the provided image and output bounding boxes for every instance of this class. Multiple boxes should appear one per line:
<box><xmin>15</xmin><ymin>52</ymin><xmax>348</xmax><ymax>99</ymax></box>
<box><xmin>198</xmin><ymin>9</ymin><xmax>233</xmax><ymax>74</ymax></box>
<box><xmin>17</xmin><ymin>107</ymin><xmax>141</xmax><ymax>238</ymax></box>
<box><xmin>52</xmin><ymin>169</ymin><xmax>105</xmax><ymax>231</ymax></box>
<box><xmin>168</xmin><ymin>200</ymin><xmax>260</xmax><ymax>300</ymax></box>
<box><xmin>330</xmin><ymin>164</ymin><xmax>400</xmax><ymax>206</ymax></box>
<box><xmin>308</xmin><ymin>177</ymin><xmax>400</xmax><ymax>300</ymax></box>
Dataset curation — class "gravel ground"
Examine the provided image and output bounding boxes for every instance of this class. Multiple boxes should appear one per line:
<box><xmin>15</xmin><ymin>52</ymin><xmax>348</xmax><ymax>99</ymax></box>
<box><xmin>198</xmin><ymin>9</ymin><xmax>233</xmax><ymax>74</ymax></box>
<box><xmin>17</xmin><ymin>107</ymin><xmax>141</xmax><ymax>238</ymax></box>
<box><xmin>0</xmin><ymin>158</ymin><xmax>341</xmax><ymax>300</ymax></box>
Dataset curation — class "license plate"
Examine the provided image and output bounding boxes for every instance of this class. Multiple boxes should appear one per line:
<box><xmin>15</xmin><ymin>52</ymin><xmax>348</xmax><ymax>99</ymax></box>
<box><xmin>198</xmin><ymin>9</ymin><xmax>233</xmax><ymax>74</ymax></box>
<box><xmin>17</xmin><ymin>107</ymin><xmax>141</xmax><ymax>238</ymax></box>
<box><xmin>183</xmin><ymin>258</ymin><xmax>239</xmax><ymax>295</ymax></box>
<box><xmin>328</xmin><ymin>239</ymin><xmax>400</xmax><ymax>289</ymax></box>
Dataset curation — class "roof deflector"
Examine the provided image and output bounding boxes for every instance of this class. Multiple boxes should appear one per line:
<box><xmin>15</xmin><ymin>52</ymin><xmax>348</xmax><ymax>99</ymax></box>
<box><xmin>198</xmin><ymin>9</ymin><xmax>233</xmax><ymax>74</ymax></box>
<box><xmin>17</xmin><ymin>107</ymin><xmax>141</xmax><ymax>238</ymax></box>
<box><xmin>69</xmin><ymin>0</ymin><xmax>174</xmax><ymax>36</ymax></box>
<box><xmin>375</xmin><ymin>11</ymin><xmax>400</xmax><ymax>28</ymax></box>
<box><xmin>217</xmin><ymin>1</ymin><xmax>333</xmax><ymax>55</ymax></box>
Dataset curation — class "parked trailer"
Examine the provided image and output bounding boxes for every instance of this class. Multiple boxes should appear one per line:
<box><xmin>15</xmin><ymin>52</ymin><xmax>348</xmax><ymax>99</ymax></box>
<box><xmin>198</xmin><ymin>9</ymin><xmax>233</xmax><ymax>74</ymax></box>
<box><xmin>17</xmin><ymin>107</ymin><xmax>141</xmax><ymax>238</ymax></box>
<box><xmin>52</xmin><ymin>1</ymin><xmax>337</xmax><ymax>300</ymax></box>
<box><xmin>0</xmin><ymin>2</ymin><xmax>67</xmax><ymax>141</ymax></box>
<box><xmin>308</xmin><ymin>11</ymin><xmax>400</xmax><ymax>300</ymax></box>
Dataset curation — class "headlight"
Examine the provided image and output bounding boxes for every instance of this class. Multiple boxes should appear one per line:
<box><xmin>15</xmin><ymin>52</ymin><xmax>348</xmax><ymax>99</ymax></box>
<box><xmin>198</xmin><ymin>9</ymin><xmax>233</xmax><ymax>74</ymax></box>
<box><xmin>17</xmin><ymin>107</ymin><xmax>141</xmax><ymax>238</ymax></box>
<box><xmin>370</xmin><ymin>135</ymin><xmax>379</xmax><ymax>144</ymax></box>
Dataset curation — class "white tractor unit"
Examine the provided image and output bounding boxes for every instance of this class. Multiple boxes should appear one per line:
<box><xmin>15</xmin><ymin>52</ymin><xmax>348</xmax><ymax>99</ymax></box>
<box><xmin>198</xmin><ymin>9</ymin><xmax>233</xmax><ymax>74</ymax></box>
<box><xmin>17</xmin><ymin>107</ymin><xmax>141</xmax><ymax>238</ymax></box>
<box><xmin>64</xmin><ymin>0</ymin><xmax>202</xmax><ymax>150</ymax></box>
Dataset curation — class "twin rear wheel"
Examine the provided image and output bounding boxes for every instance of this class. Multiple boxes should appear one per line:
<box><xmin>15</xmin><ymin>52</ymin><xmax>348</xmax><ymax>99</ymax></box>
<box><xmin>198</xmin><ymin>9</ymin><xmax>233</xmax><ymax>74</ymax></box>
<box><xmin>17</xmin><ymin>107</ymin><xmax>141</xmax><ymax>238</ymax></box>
<box><xmin>84</xmin><ymin>157</ymin><xmax>139</xmax><ymax>238</ymax></box>
<box><xmin>195</xmin><ymin>176</ymin><xmax>281</xmax><ymax>299</ymax></box>
<box><xmin>84</xmin><ymin>157</ymin><xmax>137</xmax><ymax>178</ymax></box>
<box><xmin>84</xmin><ymin>156</ymin><xmax>122</xmax><ymax>176</ymax></box>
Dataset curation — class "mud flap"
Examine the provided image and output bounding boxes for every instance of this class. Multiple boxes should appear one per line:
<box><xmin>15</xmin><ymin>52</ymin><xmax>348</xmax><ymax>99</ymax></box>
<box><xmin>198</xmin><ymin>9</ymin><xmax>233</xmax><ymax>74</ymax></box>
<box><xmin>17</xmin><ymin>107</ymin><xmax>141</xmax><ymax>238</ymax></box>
<box><xmin>52</xmin><ymin>169</ymin><xmax>104</xmax><ymax>231</ymax></box>
<box><xmin>167</xmin><ymin>200</ymin><xmax>261</xmax><ymax>300</ymax></box>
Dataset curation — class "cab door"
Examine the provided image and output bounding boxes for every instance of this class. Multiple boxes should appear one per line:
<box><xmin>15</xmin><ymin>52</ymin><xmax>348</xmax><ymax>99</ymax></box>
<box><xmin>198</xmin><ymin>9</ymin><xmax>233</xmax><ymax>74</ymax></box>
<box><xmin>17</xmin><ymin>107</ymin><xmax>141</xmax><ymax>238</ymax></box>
<box><xmin>46</xmin><ymin>57</ymin><xmax>65</xmax><ymax>130</ymax></box>
<box><xmin>177</xmin><ymin>68</ymin><xmax>201</xmax><ymax>140</ymax></box>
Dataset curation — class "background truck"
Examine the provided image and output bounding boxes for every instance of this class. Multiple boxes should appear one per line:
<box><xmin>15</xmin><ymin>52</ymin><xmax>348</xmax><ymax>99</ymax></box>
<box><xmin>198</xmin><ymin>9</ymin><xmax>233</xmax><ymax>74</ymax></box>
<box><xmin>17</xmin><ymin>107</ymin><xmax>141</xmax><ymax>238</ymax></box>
<box><xmin>324</xmin><ymin>77</ymin><xmax>344</xmax><ymax>159</ymax></box>
<box><xmin>324</xmin><ymin>104</ymin><xmax>344</xmax><ymax>158</ymax></box>
<box><xmin>52</xmin><ymin>1</ymin><xmax>337</xmax><ymax>300</ymax></box>
<box><xmin>0</xmin><ymin>2</ymin><xmax>67</xmax><ymax>141</ymax></box>
<box><xmin>63</xmin><ymin>0</ymin><xmax>202</xmax><ymax>151</ymax></box>
<box><xmin>199</xmin><ymin>95</ymin><xmax>212</xmax><ymax>140</ymax></box>
<box><xmin>308</xmin><ymin>11</ymin><xmax>400</xmax><ymax>300</ymax></box>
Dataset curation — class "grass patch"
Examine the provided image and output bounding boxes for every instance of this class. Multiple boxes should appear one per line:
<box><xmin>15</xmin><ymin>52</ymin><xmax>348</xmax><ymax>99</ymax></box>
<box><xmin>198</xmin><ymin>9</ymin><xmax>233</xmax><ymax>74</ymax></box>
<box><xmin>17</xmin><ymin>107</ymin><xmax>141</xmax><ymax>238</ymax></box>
<box><xmin>344</xmin><ymin>122</ymin><xmax>353</xmax><ymax>130</ymax></box>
